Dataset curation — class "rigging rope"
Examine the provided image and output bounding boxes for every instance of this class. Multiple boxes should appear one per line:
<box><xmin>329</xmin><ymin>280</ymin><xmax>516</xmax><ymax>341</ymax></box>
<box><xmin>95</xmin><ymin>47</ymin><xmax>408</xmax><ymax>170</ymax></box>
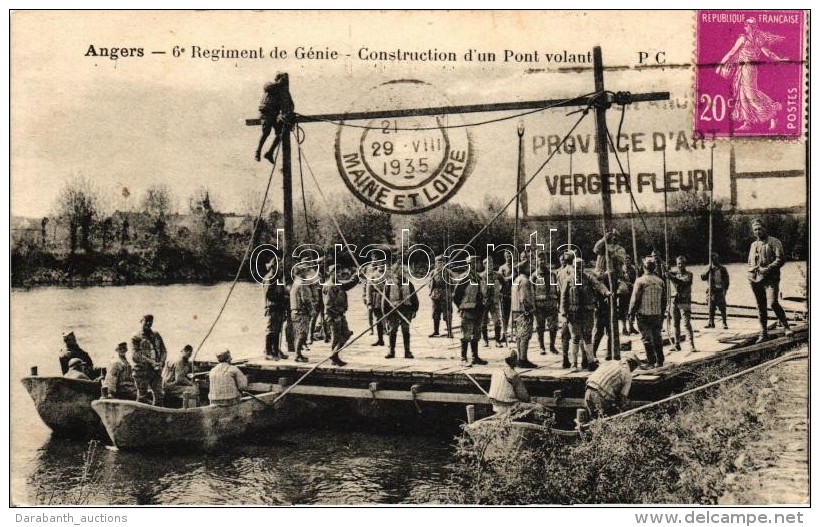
<box><xmin>296</xmin><ymin>132</ymin><xmax>312</xmax><ymax>242</ymax></box>
<box><xmin>191</xmin><ymin>144</ymin><xmax>280</xmax><ymax>362</ymax></box>
<box><xmin>270</xmin><ymin>99</ymin><xmax>597</xmax><ymax>405</ymax></box>
<box><xmin>295</xmin><ymin>92</ymin><xmax>597</xmax><ymax>132</ymax></box>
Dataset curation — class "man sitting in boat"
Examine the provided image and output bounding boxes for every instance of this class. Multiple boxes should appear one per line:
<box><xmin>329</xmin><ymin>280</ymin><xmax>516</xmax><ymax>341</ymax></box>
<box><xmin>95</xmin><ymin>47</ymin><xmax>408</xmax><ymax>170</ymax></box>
<box><xmin>163</xmin><ymin>344</ymin><xmax>198</xmax><ymax>407</ymax></box>
<box><xmin>488</xmin><ymin>354</ymin><xmax>541</xmax><ymax>416</ymax></box>
<box><xmin>102</xmin><ymin>342</ymin><xmax>137</xmax><ymax>400</ymax></box>
<box><xmin>131</xmin><ymin>314</ymin><xmax>167</xmax><ymax>406</ymax></box>
<box><xmin>584</xmin><ymin>353</ymin><xmax>641</xmax><ymax>418</ymax></box>
<box><xmin>59</xmin><ymin>331</ymin><xmax>94</xmax><ymax>377</ymax></box>
<box><xmin>63</xmin><ymin>358</ymin><xmax>91</xmax><ymax>381</ymax></box>
<box><xmin>208</xmin><ymin>350</ymin><xmax>248</xmax><ymax>406</ymax></box>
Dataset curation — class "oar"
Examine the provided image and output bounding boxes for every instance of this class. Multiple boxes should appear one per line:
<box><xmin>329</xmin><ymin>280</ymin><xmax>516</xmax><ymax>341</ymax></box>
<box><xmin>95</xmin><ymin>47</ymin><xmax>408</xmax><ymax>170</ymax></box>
<box><xmin>242</xmin><ymin>390</ymin><xmax>275</xmax><ymax>407</ymax></box>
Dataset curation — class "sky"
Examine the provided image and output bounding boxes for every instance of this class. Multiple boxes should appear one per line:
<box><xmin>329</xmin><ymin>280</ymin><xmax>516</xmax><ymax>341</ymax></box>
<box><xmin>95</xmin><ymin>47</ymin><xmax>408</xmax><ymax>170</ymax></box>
<box><xmin>11</xmin><ymin>10</ymin><xmax>806</xmax><ymax>220</ymax></box>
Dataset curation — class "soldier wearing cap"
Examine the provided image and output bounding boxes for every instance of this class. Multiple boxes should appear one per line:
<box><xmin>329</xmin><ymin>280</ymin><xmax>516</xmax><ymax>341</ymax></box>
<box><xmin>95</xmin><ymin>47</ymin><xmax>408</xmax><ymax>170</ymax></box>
<box><xmin>668</xmin><ymin>255</ymin><xmax>697</xmax><ymax>352</ymax></box>
<box><xmin>629</xmin><ymin>257</ymin><xmax>667</xmax><ymax>369</ymax></box>
<box><xmin>584</xmin><ymin>353</ymin><xmax>640</xmax><ymax>418</ymax></box>
<box><xmin>497</xmin><ymin>251</ymin><xmax>515</xmax><ymax>343</ymax></box>
<box><xmin>533</xmin><ymin>259</ymin><xmax>560</xmax><ymax>356</ymax></box>
<box><xmin>131</xmin><ymin>314</ymin><xmax>167</xmax><ymax>406</ymax></box>
<box><xmin>59</xmin><ymin>331</ymin><xmax>94</xmax><ymax>377</ymax></box>
<box><xmin>510</xmin><ymin>258</ymin><xmax>536</xmax><ymax>368</ymax></box>
<box><xmin>263</xmin><ymin>254</ymin><xmax>289</xmax><ymax>361</ymax></box>
<box><xmin>559</xmin><ymin>256</ymin><xmax>610</xmax><ymax>372</ymax></box>
<box><xmin>453</xmin><ymin>256</ymin><xmax>488</xmax><ymax>365</ymax></box>
<box><xmin>64</xmin><ymin>358</ymin><xmax>91</xmax><ymax>381</ymax></box>
<box><xmin>163</xmin><ymin>344</ymin><xmax>198</xmax><ymax>406</ymax></box>
<box><xmin>363</xmin><ymin>257</ymin><xmax>387</xmax><ymax>346</ymax></box>
<box><xmin>289</xmin><ymin>259</ymin><xmax>315</xmax><ymax>363</ymax></box>
<box><xmin>308</xmin><ymin>263</ymin><xmax>329</xmax><ymax>347</ymax></box>
<box><xmin>555</xmin><ymin>251</ymin><xmax>576</xmax><ymax>368</ymax></box>
<box><xmin>480</xmin><ymin>256</ymin><xmax>504</xmax><ymax>347</ymax></box>
<box><xmin>102</xmin><ymin>342</ymin><xmax>137</xmax><ymax>400</ymax></box>
<box><xmin>747</xmin><ymin>218</ymin><xmax>792</xmax><ymax>342</ymax></box>
<box><xmin>382</xmin><ymin>262</ymin><xmax>419</xmax><ymax>359</ymax></box>
<box><xmin>208</xmin><ymin>350</ymin><xmax>248</xmax><ymax>406</ymax></box>
<box><xmin>701</xmin><ymin>252</ymin><xmax>730</xmax><ymax>329</ymax></box>
<box><xmin>487</xmin><ymin>354</ymin><xmax>542</xmax><ymax>415</ymax></box>
<box><xmin>322</xmin><ymin>264</ymin><xmax>361</xmax><ymax>367</ymax></box>
<box><xmin>429</xmin><ymin>254</ymin><xmax>453</xmax><ymax>338</ymax></box>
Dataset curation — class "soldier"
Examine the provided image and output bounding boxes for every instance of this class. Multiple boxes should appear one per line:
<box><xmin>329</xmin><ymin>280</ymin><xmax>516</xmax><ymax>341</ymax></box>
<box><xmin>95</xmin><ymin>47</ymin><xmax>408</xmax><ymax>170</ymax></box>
<box><xmin>629</xmin><ymin>257</ymin><xmax>667</xmax><ymax>369</ymax></box>
<box><xmin>429</xmin><ymin>255</ymin><xmax>453</xmax><ymax>338</ymax></box>
<box><xmin>307</xmin><ymin>265</ymin><xmax>329</xmax><ymax>346</ymax></box>
<box><xmin>533</xmin><ymin>260</ymin><xmax>560</xmax><ymax>355</ymax></box>
<box><xmin>556</xmin><ymin>251</ymin><xmax>575</xmax><ymax>368</ymax></box>
<box><xmin>263</xmin><ymin>256</ymin><xmax>289</xmax><ymax>360</ymax></box>
<box><xmin>584</xmin><ymin>353</ymin><xmax>641</xmax><ymax>418</ymax></box>
<box><xmin>208</xmin><ymin>350</ymin><xmax>248</xmax><ymax>407</ymax></box>
<box><xmin>559</xmin><ymin>257</ymin><xmax>610</xmax><ymax>372</ymax></box>
<box><xmin>668</xmin><ymin>255</ymin><xmax>697</xmax><ymax>352</ymax></box>
<box><xmin>255</xmin><ymin>73</ymin><xmax>295</xmax><ymax>163</ymax></box>
<box><xmin>622</xmin><ymin>255</ymin><xmax>639</xmax><ymax>335</ymax></box>
<box><xmin>131</xmin><ymin>314</ymin><xmax>167</xmax><ymax>406</ymax></box>
<box><xmin>64</xmin><ymin>358</ymin><xmax>90</xmax><ymax>381</ymax></box>
<box><xmin>162</xmin><ymin>345</ymin><xmax>198</xmax><ymax>407</ymax></box>
<box><xmin>480</xmin><ymin>257</ymin><xmax>504</xmax><ymax>347</ymax></box>
<box><xmin>322</xmin><ymin>264</ymin><xmax>361</xmax><ymax>367</ymax></box>
<box><xmin>747</xmin><ymin>219</ymin><xmax>792</xmax><ymax>342</ymax></box>
<box><xmin>289</xmin><ymin>262</ymin><xmax>313</xmax><ymax>363</ymax></box>
<box><xmin>497</xmin><ymin>251</ymin><xmax>515</xmax><ymax>343</ymax></box>
<box><xmin>453</xmin><ymin>256</ymin><xmax>488</xmax><ymax>366</ymax></box>
<box><xmin>510</xmin><ymin>261</ymin><xmax>536</xmax><ymax>369</ymax></box>
<box><xmin>102</xmin><ymin>342</ymin><xmax>137</xmax><ymax>400</ymax></box>
<box><xmin>59</xmin><ymin>331</ymin><xmax>95</xmax><ymax>377</ymax></box>
<box><xmin>701</xmin><ymin>252</ymin><xmax>730</xmax><ymax>329</ymax></box>
<box><xmin>382</xmin><ymin>263</ymin><xmax>419</xmax><ymax>359</ymax></box>
<box><xmin>364</xmin><ymin>261</ymin><xmax>387</xmax><ymax>346</ymax></box>
<box><xmin>593</xmin><ymin>229</ymin><xmax>627</xmax><ymax>274</ymax></box>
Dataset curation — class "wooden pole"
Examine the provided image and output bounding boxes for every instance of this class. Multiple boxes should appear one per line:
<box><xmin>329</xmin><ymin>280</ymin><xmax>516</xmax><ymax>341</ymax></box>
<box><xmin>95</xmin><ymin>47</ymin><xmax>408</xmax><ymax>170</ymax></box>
<box><xmin>568</xmin><ymin>140</ymin><xmax>574</xmax><ymax>247</ymax></box>
<box><xmin>514</xmin><ymin>124</ymin><xmax>524</xmax><ymax>250</ymax></box>
<box><xmin>626</xmin><ymin>150</ymin><xmax>638</xmax><ymax>264</ymax></box>
<box><xmin>662</xmin><ymin>147</ymin><xmax>674</xmax><ymax>346</ymax></box>
<box><xmin>282</xmin><ymin>121</ymin><xmax>295</xmax><ymax>273</ymax></box>
<box><xmin>707</xmin><ymin>144</ymin><xmax>715</xmax><ymax>323</ymax></box>
<box><xmin>592</xmin><ymin>46</ymin><xmax>618</xmax><ymax>358</ymax></box>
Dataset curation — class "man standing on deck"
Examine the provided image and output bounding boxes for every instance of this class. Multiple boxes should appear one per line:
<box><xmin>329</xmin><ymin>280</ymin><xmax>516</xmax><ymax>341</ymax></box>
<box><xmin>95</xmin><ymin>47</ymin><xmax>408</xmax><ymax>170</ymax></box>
<box><xmin>591</xmin><ymin>231</ymin><xmax>625</xmax><ymax>362</ymax></box>
<box><xmin>559</xmin><ymin>257</ymin><xmax>610</xmax><ymax>372</ymax></box>
<box><xmin>584</xmin><ymin>353</ymin><xmax>640</xmax><ymax>418</ymax></box>
<box><xmin>629</xmin><ymin>258</ymin><xmax>666</xmax><ymax>369</ymax></box>
<box><xmin>382</xmin><ymin>262</ymin><xmax>419</xmax><ymax>359</ymax></box>
<box><xmin>263</xmin><ymin>255</ymin><xmax>289</xmax><ymax>361</ymax></box>
<box><xmin>556</xmin><ymin>251</ymin><xmax>575</xmax><ymax>368</ymax></box>
<box><xmin>429</xmin><ymin>255</ymin><xmax>454</xmax><ymax>338</ymax></box>
<box><xmin>208</xmin><ymin>350</ymin><xmax>248</xmax><ymax>406</ymax></box>
<box><xmin>668</xmin><ymin>255</ymin><xmax>697</xmax><ymax>352</ymax></box>
<box><xmin>480</xmin><ymin>257</ymin><xmax>504</xmax><ymax>347</ymax></box>
<box><xmin>454</xmin><ymin>256</ymin><xmax>489</xmax><ymax>366</ymax></box>
<box><xmin>622</xmin><ymin>255</ymin><xmax>639</xmax><ymax>335</ymax></box>
<box><xmin>747</xmin><ymin>219</ymin><xmax>792</xmax><ymax>343</ymax></box>
<box><xmin>533</xmin><ymin>260</ymin><xmax>560</xmax><ymax>355</ymax></box>
<box><xmin>289</xmin><ymin>262</ymin><xmax>314</xmax><ymax>363</ymax></box>
<box><xmin>364</xmin><ymin>260</ymin><xmax>387</xmax><ymax>347</ymax></box>
<box><xmin>131</xmin><ymin>314</ymin><xmax>167</xmax><ymax>406</ymax></box>
<box><xmin>497</xmin><ymin>251</ymin><xmax>515</xmax><ymax>344</ymax></box>
<box><xmin>510</xmin><ymin>260</ymin><xmax>536</xmax><ymax>369</ymax></box>
<box><xmin>702</xmin><ymin>252</ymin><xmax>730</xmax><ymax>329</ymax></box>
<box><xmin>322</xmin><ymin>264</ymin><xmax>360</xmax><ymax>367</ymax></box>
<box><xmin>103</xmin><ymin>342</ymin><xmax>137</xmax><ymax>400</ymax></box>
<box><xmin>163</xmin><ymin>344</ymin><xmax>198</xmax><ymax>406</ymax></box>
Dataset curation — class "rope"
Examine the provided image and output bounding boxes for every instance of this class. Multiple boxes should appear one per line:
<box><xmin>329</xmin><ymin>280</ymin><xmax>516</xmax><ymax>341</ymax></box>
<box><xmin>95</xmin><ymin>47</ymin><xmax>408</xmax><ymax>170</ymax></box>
<box><xmin>295</xmin><ymin>92</ymin><xmax>597</xmax><ymax>132</ymax></box>
<box><xmin>191</xmin><ymin>144</ymin><xmax>280</xmax><ymax>362</ymax></box>
<box><xmin>270</xmin><ymin>101</ymin><xmax>596</xmax><ymax>405</ymax></box>
<box><xmin>296</xmin><ymin>134</ymin><xmax>312</xmax><ymax>242</ymax></box>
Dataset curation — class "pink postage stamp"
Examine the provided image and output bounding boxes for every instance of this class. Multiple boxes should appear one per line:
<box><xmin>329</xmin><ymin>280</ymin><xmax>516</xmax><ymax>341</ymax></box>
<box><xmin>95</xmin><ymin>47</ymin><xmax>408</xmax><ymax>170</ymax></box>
<box><xmin>695</xmin><ymin>10</ymin><xmax>805</xmax><ymax>138</ymax></box>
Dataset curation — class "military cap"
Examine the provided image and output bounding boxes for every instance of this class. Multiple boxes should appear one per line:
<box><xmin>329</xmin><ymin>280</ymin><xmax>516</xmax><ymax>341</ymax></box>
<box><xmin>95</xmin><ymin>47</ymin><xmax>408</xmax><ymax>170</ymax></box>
<box><xmin>68</xmin><ymin>358</ymin><xmax>85</xmax><ymax>368</ymax></box>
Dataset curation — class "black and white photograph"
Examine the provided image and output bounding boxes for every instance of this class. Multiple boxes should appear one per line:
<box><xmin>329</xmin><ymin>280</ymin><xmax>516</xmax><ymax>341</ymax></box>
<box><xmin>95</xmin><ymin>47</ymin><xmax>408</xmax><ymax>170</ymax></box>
<box><xmin>8</xmin><ymin>9</ymin><xmax>810</xmax><ymax>509</ymax></box>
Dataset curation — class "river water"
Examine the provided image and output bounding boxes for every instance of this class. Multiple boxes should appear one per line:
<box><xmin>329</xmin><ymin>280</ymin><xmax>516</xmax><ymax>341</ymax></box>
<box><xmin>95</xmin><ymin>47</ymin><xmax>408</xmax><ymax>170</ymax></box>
<box><xmin>10</xmin><ymin>262</ymin><xmax>806</xmax><ymax>505</ymax></box>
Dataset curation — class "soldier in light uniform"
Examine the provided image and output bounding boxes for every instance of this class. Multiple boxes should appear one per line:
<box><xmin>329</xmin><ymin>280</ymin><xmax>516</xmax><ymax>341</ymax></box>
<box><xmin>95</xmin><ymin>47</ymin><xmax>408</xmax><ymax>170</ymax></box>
<box><xmin>559</xmin><ymin>258</ymin><xmax>610</xmax><ymax>372</ymax></box>
<box><xmin>453</xmin><ymin>256</ymin><xmax>488</xmax><ymax>366</ymax></box>
<box><xmin>102</xmin><ymin>342</ymin><xmax>137</xmax><ymax>400</ymax></box>
<box><xmin>510</xmin><ymin>261</ymin><xmax>536</xmax><ymax>369</ymax></box>
<box><xmin>364</xmin><ymin>261</ymin><xmax>387</xmax><ymax>346</ymax></box>
<box><xmin>428</xmin><ymin>255</ymin><xmax>453</xmax><ymax>338</ymax></box>
<box><xmin>382</xmin><ymin>263</ymin><xmax>419</xmax><ymax>359</ymax></box>
<box><xmin>162</xmin><ymin>345</ymin><xmax>198</xmax><ymax>407</ymax></box>
<box><xmin>629</xmin><ymin>257</ymin><xmax>667</xmax><ymax>369</ymax></box>
<box><xmin>289</xmin><ymin>263</ymin><xmax>314</xmax><ymax>363</ymax></box>
<box><xmin>263</xmin><ymin>256</ymin><xmax>289</xmax><ymax>360</ymax></box>
<box><xmin>556</xmin><ymin>251</ymin><xmax>575</xmax><ymax>368</ymax></box>
<box><xmin>497</xmin><ymin>251</ymin><xmax>515</xmax><ymax>343</ymax></box>
<box><xmin>668</xmin><ymin>255</ymin><xmax>697</xmax><ymax>352</ymax></box>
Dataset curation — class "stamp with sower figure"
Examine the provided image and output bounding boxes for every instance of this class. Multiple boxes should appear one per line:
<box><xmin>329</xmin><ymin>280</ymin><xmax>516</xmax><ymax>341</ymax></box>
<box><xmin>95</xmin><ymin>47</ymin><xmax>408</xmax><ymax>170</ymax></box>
<box><xmin>695</xmin><ymin>10</ymin><xmax>805</xmax><ymax>138</ymax></box>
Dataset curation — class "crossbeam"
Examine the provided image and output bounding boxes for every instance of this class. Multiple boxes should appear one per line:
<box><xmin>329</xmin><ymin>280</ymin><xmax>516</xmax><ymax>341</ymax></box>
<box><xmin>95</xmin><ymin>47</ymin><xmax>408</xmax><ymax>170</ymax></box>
<box><xmin>244</xmin><ymin>91</ymin><xmax>669</xmax><ymax>126</ymax></box>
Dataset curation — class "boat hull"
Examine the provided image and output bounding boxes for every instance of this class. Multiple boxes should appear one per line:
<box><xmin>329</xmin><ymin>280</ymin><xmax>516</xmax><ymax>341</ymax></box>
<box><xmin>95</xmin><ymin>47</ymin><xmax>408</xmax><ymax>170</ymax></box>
<box><xmin>20</xmin><ymin>376</ymin><xmax>105</xmax><ymax>438</ymax></box>
<box><xmin>92</xmin><ymin>392</ymin><xmax>306</xmax><ymax>450</ymax></box>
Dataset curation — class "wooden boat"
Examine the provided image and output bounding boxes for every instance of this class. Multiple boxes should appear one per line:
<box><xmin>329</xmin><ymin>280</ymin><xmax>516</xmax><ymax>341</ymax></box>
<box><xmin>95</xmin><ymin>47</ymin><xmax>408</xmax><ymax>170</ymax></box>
<box><xmin>20</xmin><ymin>376</ymin><xmax>106</xmax><ymax>438</ymax></box>
<box><xmin>92</xmin><ymin>390</ymin><xmax>304</xmax><ymax>450</ymax></box>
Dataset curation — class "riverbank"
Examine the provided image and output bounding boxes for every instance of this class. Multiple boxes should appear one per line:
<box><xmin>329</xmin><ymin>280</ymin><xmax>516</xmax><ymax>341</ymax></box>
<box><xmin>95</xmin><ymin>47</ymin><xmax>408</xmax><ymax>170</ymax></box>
<box><xmin>441</xmin><ymin>346</ymin><xmax>809</xmax><ymax>505</ymax></box>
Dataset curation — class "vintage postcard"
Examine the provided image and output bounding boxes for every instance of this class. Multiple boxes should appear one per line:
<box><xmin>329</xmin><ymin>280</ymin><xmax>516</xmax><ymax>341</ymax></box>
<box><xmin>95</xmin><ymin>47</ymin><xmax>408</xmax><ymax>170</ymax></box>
<box><xmin>9</xmin><ymin>10</ymin><xmax>809</xmax><ymax>508</ymax></box>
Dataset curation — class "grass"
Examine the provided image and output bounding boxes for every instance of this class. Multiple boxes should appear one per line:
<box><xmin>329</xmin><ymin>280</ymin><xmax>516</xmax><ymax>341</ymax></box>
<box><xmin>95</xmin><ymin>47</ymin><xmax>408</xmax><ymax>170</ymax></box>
<box><xmin>440</xmin><ymin>360</ymin><xmax>783</xmax><ymax>505</ymax></box>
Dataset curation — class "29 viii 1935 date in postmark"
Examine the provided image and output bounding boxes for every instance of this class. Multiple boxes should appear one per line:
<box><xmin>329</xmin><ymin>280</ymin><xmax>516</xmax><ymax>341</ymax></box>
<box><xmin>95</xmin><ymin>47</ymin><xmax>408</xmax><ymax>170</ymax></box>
<box><xmin>334</xmin><ymin>80</ymin><xmax>475</xmax><ymax>214</ymax></box>
<box><xmin>695</xmin><ymin>10</ymin><xmax>805</xmax><ymax>138</ymax></box>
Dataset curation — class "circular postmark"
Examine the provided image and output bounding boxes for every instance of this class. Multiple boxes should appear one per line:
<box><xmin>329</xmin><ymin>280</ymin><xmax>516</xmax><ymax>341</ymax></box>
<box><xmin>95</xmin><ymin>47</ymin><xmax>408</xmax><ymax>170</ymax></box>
<box><xmin>335</xmin><ymin>80</ymin><xmax>475</xmax><ymax>214</ymax></box>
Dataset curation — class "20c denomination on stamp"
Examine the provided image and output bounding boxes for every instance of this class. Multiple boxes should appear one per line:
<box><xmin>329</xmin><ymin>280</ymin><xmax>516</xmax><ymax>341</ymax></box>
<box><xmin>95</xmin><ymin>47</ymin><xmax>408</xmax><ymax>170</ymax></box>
<box><xmin>695</xmin><ymin>10</ymin><xmax>805</xmax><ymax>138</ymax></box>
<box><xmin>335</xmin><ymin>79</ymin><xmax>475</xmax><ymax>214</ymax></box>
